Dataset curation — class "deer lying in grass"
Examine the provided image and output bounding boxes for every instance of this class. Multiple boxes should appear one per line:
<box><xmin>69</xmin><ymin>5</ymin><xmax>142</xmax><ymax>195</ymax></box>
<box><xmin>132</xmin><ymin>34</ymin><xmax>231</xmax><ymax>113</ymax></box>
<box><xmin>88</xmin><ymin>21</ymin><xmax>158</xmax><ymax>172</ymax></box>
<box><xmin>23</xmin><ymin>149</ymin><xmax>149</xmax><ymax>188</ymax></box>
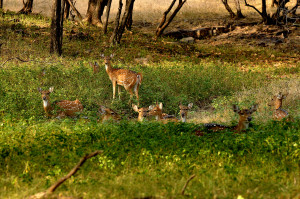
<box><xmin>38</xmin><ymin>87</ymin><xmax>83</xmax><ymax>118</ymax></box>
<box><xmin>98</xmin><ymin>105</ymin><xmax>121</xmax><ymax>122</ymax></box>
<box><xmin>196</xmin><ymin>104</ymin><xmax>258</xmax><ymax>136</ymax></box>
<box><xmin>98</xmin><ymin>54</ymin><xmax>143</xmax><ymax>105</ymax></box>
<box><xmin>132</xmin><ymin>104</ymin><xmax>152</xmax><ymax>122</ymax></box>
<box><xmin>268</xmin><ymin>92</ymin><xmax>289</xmax><ymax>120</ymax></box>
<box><xmin>148</xmin><ymin>102</ymin><xmax>193</xmax><ymax>123</ymax></box>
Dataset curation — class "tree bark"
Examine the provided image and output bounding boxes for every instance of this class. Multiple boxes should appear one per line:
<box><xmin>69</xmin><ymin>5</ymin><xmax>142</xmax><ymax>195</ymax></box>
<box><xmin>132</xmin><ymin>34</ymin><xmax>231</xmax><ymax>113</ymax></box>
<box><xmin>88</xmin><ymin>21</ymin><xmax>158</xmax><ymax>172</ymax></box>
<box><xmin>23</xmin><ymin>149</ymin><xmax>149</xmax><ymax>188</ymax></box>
<box><xmin>125</xmin><ymin>0</ymin><xmax>135</xmax><ymax>30</ymax></box>
<box><xmin>0</xmin><ymin>0</ymin><xmax>3</xmax><ymax>9</ymax></box>
<box><xmin>221</xmin><ymin>0</ymin><xmax>236</xmax><ymax>18</ymax></box>
<box><xmin>64</xmin><ymin>0</ymin><xmax>70</xmax><ymax>19</ymax></box>
<box><xmin>85</xmin><ymin>0</ymin><xmax>108</xmax><ymax>27</ymax></box>
<box><xmin>110</xmin><ymin>0</ymin><xmax>123</xmax><ymax>46</ymax></box>
<box><xmin>156</xmin><ymin>0</ymin><xmax>187</xmax><ymax>37</ymax></box>
<box><xmin>234</xmin><ymin>0</ymin><xmax>245</xmax><ymax>18</ymax></box>
<box><xmin>116</xmin><ymin>0</ymin><xmax>135</xmax><ymax>42</ymax></box>
<box><xmin>50</xmin><ymin>0</ymin><xmax>65</xmax><ymax>56</ymax></box>
<box><xmin>103</xmin><ymin>0</ymin><xmax>112</xmax><ymax>34</ymax></box>
<box><xmin>18</xmin><ymin>0</ymin><xmax>34</xmax><ymax>14</ymax></box>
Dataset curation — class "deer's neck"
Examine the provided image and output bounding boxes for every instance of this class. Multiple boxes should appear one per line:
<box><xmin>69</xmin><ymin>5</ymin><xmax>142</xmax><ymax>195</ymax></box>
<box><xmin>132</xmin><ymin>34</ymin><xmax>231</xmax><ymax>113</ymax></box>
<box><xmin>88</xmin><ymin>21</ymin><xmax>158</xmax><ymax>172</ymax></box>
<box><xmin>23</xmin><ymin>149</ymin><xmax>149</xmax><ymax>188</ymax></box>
<box><xmin>43</xmin><ymin>100</ymin><xmax>53</xmax><ymax>116</ymax></box>
<box><xmin>234</xmin><ymin>120</ymin><xmax>249</xmax><ymax>132</ymax></box>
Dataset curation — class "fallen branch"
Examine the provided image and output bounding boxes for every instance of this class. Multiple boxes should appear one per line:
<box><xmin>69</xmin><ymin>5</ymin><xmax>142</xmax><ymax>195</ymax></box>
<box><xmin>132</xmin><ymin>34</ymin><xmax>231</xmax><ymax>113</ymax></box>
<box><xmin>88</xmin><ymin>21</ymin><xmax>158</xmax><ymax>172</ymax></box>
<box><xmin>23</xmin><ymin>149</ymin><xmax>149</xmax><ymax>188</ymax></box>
<box><xmin>66</xmin><ymin>0</ymin><xmax>82</xmax><ymax>21</ymax></box>
<box><xmin>181</xmin><ymin>174</ymin><xmax>196</xmax><ymax>196</ymax></box>
<box><xmin>28</xmin><ymin>150</ymin><xmax>103</xmax><ymax>199</ymax></box>
<box><xmin>1</xmin><ymin>57</ymin><xmax>30</xmax><ymax>67</ymax></box>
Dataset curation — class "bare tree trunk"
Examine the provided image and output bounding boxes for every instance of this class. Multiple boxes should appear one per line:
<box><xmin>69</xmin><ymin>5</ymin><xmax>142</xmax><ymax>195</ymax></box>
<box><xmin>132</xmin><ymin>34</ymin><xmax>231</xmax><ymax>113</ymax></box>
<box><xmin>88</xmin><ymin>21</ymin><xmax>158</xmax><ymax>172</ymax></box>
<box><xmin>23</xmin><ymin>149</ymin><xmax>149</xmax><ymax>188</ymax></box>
<box><xmin>110</xmin><ymin>0</ymin><xmax>123</xmax><ymax>46</ymax></box>
<box><xmin>116</xmin><ymin>0</ymin><xmax>135</xmax><ymax>41</ymax></box>
<box><xmin>85</xmin><ymin>0</ymin><xmax>108</xmax><ymax>27</ymax></box>
<box><xmin>0</xmin><ymin>0</ymin><xmax>3</xmax><ymax>9</ymax></box>
<box><xmin>156</xmin><ymin>0</ymin><xmax>187</xmax><ymax>37</ymax></box>
<box><xmin>18</xmin><ymin>0</ymin><xmax>34</xmax><ymax>14</ymax></box>
<box><xmin>221</xmin><ymin>0</ymin><xmax>236</xmax><ymax>18</ymax></box>
<box><xmin>64</xmin><ymin>0</ymin><xmax>70</xmax><ymax>19</ymax></box>
<box><xmin>234</xmin><ymin>0</ymin><xmax>245</xmax><ymax>18</ymax></box>
<box><xmin>103</xmin><ymin>0</ymin><xmax>112</xmax><ymax>34</ymax></box>
<box><xmin>50</xmin><ymin>0</ymin><xmax>65</xmax><ymax>56</ymax></box>
<box><xmin>125</xmin><ymin>0</ymin><xmax>135</xmax><ymax>30</ymax></box>
<box><xmin>244</xmin><ymin>0</ymin><xmax>272</xmax><ymax>24</ymax></box>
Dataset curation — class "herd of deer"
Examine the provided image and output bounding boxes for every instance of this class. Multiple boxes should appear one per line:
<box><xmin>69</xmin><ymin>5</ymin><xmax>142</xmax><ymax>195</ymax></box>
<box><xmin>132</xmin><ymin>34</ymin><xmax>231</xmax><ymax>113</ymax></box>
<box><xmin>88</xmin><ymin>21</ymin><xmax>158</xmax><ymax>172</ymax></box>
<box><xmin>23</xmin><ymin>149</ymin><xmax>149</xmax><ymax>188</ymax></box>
<box><xmin>38</xmin><ymin>55</ymin><xmax>290</xmax><ymax>135</ymax></box>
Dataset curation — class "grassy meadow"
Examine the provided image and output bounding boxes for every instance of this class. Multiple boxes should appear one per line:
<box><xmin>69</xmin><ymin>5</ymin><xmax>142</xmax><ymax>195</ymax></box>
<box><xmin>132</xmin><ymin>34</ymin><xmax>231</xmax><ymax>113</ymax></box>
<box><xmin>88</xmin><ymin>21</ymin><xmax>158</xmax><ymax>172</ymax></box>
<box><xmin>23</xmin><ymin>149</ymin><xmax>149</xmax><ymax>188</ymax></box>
<box><xmin>0</xmin><ymin>6</ymin><xmax>300</xmax><ymax>199</ymax></box>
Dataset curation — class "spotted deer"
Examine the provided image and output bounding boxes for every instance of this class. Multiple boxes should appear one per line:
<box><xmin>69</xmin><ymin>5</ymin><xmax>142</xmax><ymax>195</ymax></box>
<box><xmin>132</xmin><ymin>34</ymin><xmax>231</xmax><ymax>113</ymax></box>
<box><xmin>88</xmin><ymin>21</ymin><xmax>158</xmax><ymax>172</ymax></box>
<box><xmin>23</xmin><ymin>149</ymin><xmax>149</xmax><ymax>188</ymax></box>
<box><xmin>100</xmin><ymin>54</ymin><xmax>143</xmax><ymax>105</ymax></box>
<box><xmin>38</xmin><ymin>87</ymin><xmax>83</xmax><ymax>118</ymax></box>
<box><xmin>89</xmin><ymin>62</ymin><xmax>100</xmax><ymax>74</ymax></box>
<box><xmin>268</xmin><ymin>92</ymin><xmax>289</xmax><ymax>120</ymax></box>
<box><xmin>98</xmin><ymin>105</ymin><xmax>121</xmax><ymax>122</ymax></box>
<box><xmin>196</xmin><ymin>104</ymin><xmax>258</xmax><ymax>136</ymax></box>
<box><xmin>149</xmin><ymin>102</ymin><xmax>193</xmax><ymax>123</ymax></box>
<box><xmin>132</xmin><ymin>104</ymin><xmax>152</xmax><ymax>122</ymax></box>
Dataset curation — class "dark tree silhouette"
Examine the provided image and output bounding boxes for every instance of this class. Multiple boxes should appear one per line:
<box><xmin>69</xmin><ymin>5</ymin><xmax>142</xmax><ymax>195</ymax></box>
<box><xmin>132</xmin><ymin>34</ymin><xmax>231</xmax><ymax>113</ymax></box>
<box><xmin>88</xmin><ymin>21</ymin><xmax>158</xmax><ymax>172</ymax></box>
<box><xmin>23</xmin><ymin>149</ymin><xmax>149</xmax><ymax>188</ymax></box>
<box><xmin>50</xmin><ymin>0</ymin><xmax>65</xmax><ymax>55</ymax></box>
<box><xmin>18</xmin><ymin>0</ymin><xmax>34</xmax><ymax>14</ymax></box>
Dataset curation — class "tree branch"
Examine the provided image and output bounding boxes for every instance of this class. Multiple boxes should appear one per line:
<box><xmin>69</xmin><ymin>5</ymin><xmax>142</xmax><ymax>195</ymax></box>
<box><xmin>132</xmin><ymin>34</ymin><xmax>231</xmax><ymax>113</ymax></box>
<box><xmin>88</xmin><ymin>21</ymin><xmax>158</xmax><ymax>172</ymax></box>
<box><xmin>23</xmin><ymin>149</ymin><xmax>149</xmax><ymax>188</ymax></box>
<box><xmin>66</xmin><ymin>0</ymin><xmax>82</xmax><ymax>20</ymax></box>
<box><xmin>244</xmin><ymin>0</ymin><xmax>263</xmax><ymax>17</ymax></box>
<box><xmin>181</xmin><ymin>174</ymin><xmax>196</xmax><ymax>195</ymax></box>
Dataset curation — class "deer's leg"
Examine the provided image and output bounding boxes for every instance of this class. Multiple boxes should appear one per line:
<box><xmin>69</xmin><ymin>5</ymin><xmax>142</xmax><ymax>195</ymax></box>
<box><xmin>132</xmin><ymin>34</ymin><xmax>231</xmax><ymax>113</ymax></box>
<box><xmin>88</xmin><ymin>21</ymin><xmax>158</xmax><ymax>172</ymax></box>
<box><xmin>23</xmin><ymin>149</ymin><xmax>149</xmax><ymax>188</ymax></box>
<box><xmin>128</xmin><ymin>89</ymin><xmax>134</xmax><ymax>105</ymax></box>
<box><xmin>118</xmin><ymin>85</ymin><xmax>122</xmax><ymax>100</ymax></box>
<box><xmin>112</xmin><ymin>81</ymin><xmax>116</xmax><ymax>99</ymax></box>
<box><xmin>135</xmin><ymin>85</ymin><xmax>140</xmax><ymax>106</ymax></box>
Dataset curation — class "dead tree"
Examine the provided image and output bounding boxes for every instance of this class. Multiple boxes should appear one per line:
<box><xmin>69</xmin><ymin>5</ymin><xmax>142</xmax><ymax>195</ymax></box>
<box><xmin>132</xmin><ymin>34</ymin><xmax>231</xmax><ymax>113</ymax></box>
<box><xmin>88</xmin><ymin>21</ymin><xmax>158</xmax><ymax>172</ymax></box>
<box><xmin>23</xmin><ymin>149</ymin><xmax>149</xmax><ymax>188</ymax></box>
<box><xmin>50</xmin><ymin>0</ymin><xmax>65</xmax><ymax>56</ymax></box>
<box><xmin>85</xmin><ymin>0</ymin><xmax>108</xmax><ymax>27</ymax></box>
<box><xmin>103</xmin><ymin>0</ymin><xmax>112</xmax><ymax>34</ymax></box>
<box><xmin>244</xmin><ymin>0</ymin><xmax>296</xmax><ymax>25</ymax></box>
<box><xmin>234</xmin><ymin>0</ymin><xmax>245</xmax><ymax>18</ymax></box>
<box><xmin>18</xmin><ymin>0</ymin><xmax>34</xmax><ymax>14</ymax></box>
<box><xmin>221</xmin><ymin>0</ymin><xmax>236</xmax><ymax>18</ymax></box>
<box><xmin>110</xmin><ymin>0</ymin><xmax>135</xmax><ymax>45</ymax></box>
<box><xmin>28</xmin><ymin>151</ymin><xmax>103</xmax><ymax>199</ymax></box>
<box><xmin>155</xmin><ymin>0</ymin><xmax>187</xmax><ymax>38</ymax></box>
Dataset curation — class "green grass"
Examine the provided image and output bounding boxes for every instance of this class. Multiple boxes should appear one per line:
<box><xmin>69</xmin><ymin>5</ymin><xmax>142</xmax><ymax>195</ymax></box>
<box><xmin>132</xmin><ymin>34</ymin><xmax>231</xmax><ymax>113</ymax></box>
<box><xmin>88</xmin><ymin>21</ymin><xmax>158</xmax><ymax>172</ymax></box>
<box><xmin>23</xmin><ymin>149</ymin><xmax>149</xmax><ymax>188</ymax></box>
<box><xmin>0</xmin><ymin>11</ymin><xmax>299</xmax><ymax>198</ymax></box>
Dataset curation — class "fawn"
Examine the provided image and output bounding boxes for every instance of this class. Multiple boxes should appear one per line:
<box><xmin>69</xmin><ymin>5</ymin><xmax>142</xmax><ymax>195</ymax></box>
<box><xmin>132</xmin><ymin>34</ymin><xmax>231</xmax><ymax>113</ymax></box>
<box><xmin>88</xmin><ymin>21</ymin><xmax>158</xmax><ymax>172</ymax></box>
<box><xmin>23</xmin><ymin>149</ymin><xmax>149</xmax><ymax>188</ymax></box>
<box><xmin>100</xmin><ymin>54</ymin><xmax>143</xmax><ymax>105</ymax></box>
<box><xmin>196</xmin><ymin>104</ymin><xmax>258</xmax><ymax>135</ymax></box>
<box><xmin>148</xmin><ymin>102</ymin><xmax>193</xmax><ymax>123</ymax></box>
<box><xmin>98</xmin><ymin>105</ymin><xmax>121</xmax><ymax>122</ymax></box>
<box><xmin>132</xmin><ymin>104</ymin><xmax>152</xmax><ymax>121</ymax></box>
<box><xmin>89</xmin><ymin>62</ymin><xmax>100</xmax><ymax>74</ymax></box>
<box><xmin>268</xmin><ymin>92</ymin><xmax>289</xmax><ymax>120</ymax></box>
<box><xmin>38</xmin><ymin>87</ymin><xmax>83</xmax><ymax>118</ymax></box>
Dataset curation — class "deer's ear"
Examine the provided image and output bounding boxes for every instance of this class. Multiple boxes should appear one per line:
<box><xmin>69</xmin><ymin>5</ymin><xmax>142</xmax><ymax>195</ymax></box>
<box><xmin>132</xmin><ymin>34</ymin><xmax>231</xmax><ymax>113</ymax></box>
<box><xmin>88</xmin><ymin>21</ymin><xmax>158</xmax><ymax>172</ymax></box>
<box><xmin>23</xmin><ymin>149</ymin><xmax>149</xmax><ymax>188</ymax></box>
<box><xmin>188</xmin><ymin>103</ymin><xmax>193</xmax><ymax>109</ymax></box>
<box><xmin>110</xmin><ymin>54</ymin><xmax>115</xmax><ymax>58</ymax></box>
<box><xmin>38</xmin><ymin>88</ymin><xmax>42</xmax><ymax>93</ymax></box>
<box><xmin>49</xmin><ymin>87</ymin><xmax>54</xmax><ymax>93</ymax></box>
<box><xmin>149</xmin><ymin>105</ymin><xmax>154</xmax><ymax>110</ymax></box>
<box><xmin>250</xmin><ymin>104</ymin><xmax>258</xmax><ymax>113</ymax></box>
<box><xmin>159</xmin><ymin>102</ymin><xmax>163</xmax><ymax>110</ymax></box>
<box><xmin>132</xmin><ymin>104</ymin><xmax>139</xmax><ymax>112</ymax></box>
<box><xmin>232</xmin><ymin>105</ymin><xmax>240</xmax><ymax>113</ymax></box>
<box><xmin>98</xmin><ymin>105</ymin><xmax>106</xmax><ymax>114</ymax></box>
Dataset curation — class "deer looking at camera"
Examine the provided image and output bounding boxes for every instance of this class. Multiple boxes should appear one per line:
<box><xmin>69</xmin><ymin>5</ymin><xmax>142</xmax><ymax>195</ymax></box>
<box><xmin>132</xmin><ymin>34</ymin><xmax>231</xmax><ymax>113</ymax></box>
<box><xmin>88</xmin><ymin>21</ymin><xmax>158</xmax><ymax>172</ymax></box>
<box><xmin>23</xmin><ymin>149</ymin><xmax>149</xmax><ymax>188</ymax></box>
<box><xmin>98</xmin><ymin>105</ymin><xmax>121</xmax><ymax>122</ymax></box>
<box><xmin>98</xmin><ymin>54</ymin><xmax>143</xmax><ymax>105</ymax></box>
<box><xmin>196</xmin><ymin>104</ymin><xmax>258</xmax><ymax>136</ymax></box>
<box><xmin>38</xmin><ymin>87</ymin><xmax>83</xmax><ymax>118</ymax></box>
<box><xmin>148</xmin><ymin>102</ymin><xmax>193</xmax><ymax>123</ymax></box>
<box><xmin>268</xmin><ymin>92</ymin><xmax>289</xmax><ymax>120</ymax></box>
<box><xmin>132</xmin><ymin>104</ymin><xmax>152</xmax><ymax>122</ymax></box>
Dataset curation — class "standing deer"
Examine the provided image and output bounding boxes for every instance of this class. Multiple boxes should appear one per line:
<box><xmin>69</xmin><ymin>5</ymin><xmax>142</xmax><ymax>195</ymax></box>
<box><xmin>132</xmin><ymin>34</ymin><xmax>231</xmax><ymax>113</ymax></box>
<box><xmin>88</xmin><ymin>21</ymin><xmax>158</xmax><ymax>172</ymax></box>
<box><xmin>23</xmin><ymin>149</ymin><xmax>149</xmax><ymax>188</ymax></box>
<box><xmin>98</xmin><ymin>105</ymin><xmax>121</xmax><ymax>122</ymax></box>
<box><xmin>38</xmin><ymin>87</ymin><xmax>83</xmax><ymax>118</ymax></box>
<box><xmin>268</xmin><ymin>92</ymin><xmax>289</xmax><ymax>120</ymax></box>
<box><xmin>196</xmin><ymin>104</ymin><xmax>258</xmax><ymax>135</ymax></box>
<box><xmin>148</xmin><ymin>102</ymin><xmax>193</xmax><ymax>123</ymax></box>
<box><xmin>100</xmin><ymin>54</ymin><xmax>143</xmax><ymax>105</ymax></box>
<box><xmin>132</xmin><ymin>104</ymin><xmax>152</xmax><ymax>121</ymax></box>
